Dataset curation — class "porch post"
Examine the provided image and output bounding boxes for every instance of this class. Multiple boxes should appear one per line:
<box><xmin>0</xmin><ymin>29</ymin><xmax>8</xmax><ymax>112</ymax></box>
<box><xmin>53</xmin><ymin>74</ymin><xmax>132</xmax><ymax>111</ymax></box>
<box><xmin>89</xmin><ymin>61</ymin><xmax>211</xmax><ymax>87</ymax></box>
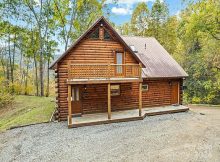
<box><xmin>108</xmin><ymin>83</ymin><xmax>111</xmax><ymax>119</ymax></box>
<box><xmin>68</xmin><ymin>84</ymin><xmax>72</xmax><ymax>126</ymax></box>
<box><xmin>139</xmin><ymin>82</ymin><xmax>142</xmax><ymax>116</ymax></box>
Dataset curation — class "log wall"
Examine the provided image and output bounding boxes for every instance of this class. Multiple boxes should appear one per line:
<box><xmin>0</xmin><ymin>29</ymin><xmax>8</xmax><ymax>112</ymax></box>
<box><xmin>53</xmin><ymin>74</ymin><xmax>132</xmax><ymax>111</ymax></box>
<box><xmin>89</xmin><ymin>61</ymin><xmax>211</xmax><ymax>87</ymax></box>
<box><xmin>80</xmin><ymin>79</ymin><xmax>182</xmax><ymax>115</ymax></box>
<box><xmin>56</xmin><ymin>22</ymin><xmax>139</xmax><ymax>121</ymax></box>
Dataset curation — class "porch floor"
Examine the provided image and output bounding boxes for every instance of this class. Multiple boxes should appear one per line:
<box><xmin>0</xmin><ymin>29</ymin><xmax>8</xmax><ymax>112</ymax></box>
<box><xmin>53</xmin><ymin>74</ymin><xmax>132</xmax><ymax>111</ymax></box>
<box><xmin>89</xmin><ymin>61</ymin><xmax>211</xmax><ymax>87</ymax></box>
<box><xmin>69</xmin><ymin>105</ymin><xmax>189</xmax><ymax>128</ymax></box>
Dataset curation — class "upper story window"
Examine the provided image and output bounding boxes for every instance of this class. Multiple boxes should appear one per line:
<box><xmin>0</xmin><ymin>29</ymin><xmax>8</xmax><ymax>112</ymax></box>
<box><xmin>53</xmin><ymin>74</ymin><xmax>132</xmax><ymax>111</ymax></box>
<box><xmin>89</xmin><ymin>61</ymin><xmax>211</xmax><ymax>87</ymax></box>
<box><xmin>89</xmin><ymin>28</ymin><xmax>99</xmax><ymax>39</ymax></box>
<box><xmin>89</xmin><ymin>26</ymin><xmax>113</xmax><ymax>40</ymax></box>
<box><xmin>104</xmin><ymin>29</ymin><xmax>112</xmax><ymax>40</ymax></box>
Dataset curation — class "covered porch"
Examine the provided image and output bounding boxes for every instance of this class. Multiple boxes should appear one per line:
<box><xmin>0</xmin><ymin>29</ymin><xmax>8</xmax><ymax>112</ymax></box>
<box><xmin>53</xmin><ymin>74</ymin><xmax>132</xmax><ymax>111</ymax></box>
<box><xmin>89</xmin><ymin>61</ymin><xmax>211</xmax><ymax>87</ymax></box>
<box><xmin>68</xmin><ymin>105</ymin><xmax>189</xmax><ymax>128</ymax></box>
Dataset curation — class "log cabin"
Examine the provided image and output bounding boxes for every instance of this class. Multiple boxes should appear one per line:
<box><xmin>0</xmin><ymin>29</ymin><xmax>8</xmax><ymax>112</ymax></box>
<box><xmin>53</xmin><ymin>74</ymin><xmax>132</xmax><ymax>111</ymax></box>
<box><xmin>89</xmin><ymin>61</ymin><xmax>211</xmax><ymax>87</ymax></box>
<box><xmin>49</xmin><ymin>16</ymin><xmax>188</xmax><ymax>127</ymax></box>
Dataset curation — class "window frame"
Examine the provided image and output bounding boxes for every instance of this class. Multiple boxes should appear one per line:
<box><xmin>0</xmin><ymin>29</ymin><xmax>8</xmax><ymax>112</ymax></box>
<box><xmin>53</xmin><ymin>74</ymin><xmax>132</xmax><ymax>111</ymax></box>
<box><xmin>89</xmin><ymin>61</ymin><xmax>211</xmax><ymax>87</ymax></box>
<box><xmin>89</xmin><ymin>27</ymin><xmax>100</xmax><ymax>40</ymax></box>
<box><xmin>103</xmin><ymin>28</ymin><xmax>113</xmax><ymax>40</ymax></box>
<box><xmin>110</xmin><ymin>84</ymin><xmax>120</xmax><ymax>96</ymax></box>
<box><xmin>142</xmin><ymin>84</ymin><xmax>149</xmax><ymax>92</ymax></box>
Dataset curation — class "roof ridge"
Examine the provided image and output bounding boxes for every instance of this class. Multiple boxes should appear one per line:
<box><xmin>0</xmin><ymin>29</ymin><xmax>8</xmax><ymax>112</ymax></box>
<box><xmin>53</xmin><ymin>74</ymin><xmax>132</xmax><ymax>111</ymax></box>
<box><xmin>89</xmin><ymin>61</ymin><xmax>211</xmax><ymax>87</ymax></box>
<box><xmin>121</xmin><ymin>35</ymin><xmax>155</xmax><ymax>39</ymax></box>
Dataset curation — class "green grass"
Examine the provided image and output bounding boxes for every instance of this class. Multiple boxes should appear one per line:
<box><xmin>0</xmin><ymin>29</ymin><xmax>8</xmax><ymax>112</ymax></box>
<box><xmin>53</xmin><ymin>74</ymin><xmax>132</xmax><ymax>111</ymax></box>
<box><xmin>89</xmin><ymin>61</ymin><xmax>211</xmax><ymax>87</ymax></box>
<box><xmin>189</xmin><ymin>104</ymin><xmax>220</xmax><ymax>108</ymax></box>
<box><xmin>0</xmin><ymin>95</ymin><xmax>55</xmax><ymax>132</ymax></box>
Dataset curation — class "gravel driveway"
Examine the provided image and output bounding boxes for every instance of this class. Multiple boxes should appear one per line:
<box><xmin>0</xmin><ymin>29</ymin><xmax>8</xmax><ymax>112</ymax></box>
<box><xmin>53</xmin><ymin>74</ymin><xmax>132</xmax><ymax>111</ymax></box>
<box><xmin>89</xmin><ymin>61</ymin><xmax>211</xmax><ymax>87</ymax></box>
<box><xmin>0</xmin><ymin>106</ymin><xmax>220</xmax><ymax>162</ymax></box>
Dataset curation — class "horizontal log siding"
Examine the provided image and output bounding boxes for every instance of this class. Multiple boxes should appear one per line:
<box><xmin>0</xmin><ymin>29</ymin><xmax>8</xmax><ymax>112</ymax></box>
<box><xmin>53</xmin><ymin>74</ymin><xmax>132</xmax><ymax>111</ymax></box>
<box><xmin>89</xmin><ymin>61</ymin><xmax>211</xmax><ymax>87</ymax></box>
<box><xmin>57</xmin><ymin>33</ymin><xmax>139</xmax><ymax>120</ymax></box>
<box><xmin>81</xmin><ymin>79</ymin><xmax>182</xmax><ymax>114</ymax></box>
<box><xmin>57</xmin><ymin>78</ymin><xmax>182</xmax><ymax>120</ymax></box>
<box><xmin>81</xmin><ymin>83</ymin><xmax>139</xmax><ymax>114</ymax></box>
<box><xmin>142</xmin><ymin>80</ymin><xmax>171</xmax><ymax>107</ymax></box>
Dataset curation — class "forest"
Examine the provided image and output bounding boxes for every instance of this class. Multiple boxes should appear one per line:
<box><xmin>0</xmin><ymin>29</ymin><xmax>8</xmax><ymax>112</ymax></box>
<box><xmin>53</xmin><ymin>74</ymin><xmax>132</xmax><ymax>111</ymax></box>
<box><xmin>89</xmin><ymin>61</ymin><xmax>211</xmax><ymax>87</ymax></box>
<box><xmin>0</xmin><ymin>0</ymin><xmax>219</xmax><ymax>106</ymax></box>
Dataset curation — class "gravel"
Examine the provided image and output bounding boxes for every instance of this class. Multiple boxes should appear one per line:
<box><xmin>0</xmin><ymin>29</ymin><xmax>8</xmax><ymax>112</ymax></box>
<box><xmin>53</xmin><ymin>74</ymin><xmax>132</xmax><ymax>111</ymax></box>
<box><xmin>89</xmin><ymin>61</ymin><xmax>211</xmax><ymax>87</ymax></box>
<box><xmin>0</xmin><ymin>106</ymin><xmax>220</xmax><ymax>162</ymax></box>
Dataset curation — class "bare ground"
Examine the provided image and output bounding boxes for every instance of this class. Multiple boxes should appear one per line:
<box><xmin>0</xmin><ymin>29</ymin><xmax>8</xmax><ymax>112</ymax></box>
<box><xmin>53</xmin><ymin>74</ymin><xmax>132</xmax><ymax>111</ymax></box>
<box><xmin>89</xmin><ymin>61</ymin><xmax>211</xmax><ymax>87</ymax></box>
<box><xmin>0</xmin><ymin>106</ymin><xmax>220</xmax><ymax>162</ymax></box>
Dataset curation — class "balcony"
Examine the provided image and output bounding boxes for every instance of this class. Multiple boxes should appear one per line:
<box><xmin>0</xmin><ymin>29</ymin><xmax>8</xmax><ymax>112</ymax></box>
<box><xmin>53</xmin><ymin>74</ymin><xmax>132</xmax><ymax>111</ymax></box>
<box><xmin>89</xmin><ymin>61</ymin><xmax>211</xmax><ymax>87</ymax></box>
<box><xmin>67</xmin><ymin>63</ymin><xmax>142</xmax><ymax>84</ymax></box>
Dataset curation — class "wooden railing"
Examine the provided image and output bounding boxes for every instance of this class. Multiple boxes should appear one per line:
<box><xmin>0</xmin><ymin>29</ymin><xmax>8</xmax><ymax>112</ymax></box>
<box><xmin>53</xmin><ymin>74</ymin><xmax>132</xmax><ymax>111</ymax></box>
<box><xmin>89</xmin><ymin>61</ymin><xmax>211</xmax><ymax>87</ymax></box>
<box><xmin>68</xmin><ymin>63</ymin><xmax>142</xmax><ymax>80</ymax></box>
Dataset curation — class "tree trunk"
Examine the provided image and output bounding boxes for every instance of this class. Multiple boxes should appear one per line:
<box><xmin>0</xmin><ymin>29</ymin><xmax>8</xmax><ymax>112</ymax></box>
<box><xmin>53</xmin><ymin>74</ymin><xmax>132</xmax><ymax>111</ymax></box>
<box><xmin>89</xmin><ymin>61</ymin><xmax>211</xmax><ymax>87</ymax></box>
<box><xmin>11</xmin><ymin>33</ymin><xmax>16</xmax><ymax>92</ymax></box>
<box><xmin>7</xmin><ymin>32</ymin><xmax>11</xmax><ymax>87</ymax></box>
<box><xmin>39</xmin><ymin>50</ymin><xmax>44</xmax><ymax>96</ymax></box>
<box><xmin>24</xmin><ymin>60</ymin><xmax>29</xmax><ymax>95</ymax></box>
<box><xmin>34</xmin><ymin>54</ymin><xmax>39</xmax><ymax>96</ymax></box>
<box><xmin>46</xmin><ymin>59</ymin><xmax>50</xmax><ymax>97</ymax></box>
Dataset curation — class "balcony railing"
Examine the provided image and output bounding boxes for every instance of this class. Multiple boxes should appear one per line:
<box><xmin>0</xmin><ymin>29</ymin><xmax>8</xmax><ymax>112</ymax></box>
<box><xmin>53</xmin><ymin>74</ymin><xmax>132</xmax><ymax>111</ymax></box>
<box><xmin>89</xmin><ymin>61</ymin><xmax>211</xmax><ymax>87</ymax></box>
<box><xmin>68</xmin><ymin>63</ymin><xmax>142</xmax><ymax>80</ymax></box>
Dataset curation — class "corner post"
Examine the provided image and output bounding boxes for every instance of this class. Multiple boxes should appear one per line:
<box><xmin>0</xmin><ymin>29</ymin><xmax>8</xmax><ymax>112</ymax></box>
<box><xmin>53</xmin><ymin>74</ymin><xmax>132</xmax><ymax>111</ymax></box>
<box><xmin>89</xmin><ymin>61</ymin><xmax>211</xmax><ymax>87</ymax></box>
<box><xmin>139</xmin><ymin>82</ymin><xmax>142</xmax><ymax>116</ymax></box>
<box><xmin>108</xmin><ymin>83</ymin><xmax>111</xmax><ymax>119</ymax></box>
<box><xmin>68</xmin><ymin>85</ymin><xmax>72</xmax><ymax>126</ymax></box>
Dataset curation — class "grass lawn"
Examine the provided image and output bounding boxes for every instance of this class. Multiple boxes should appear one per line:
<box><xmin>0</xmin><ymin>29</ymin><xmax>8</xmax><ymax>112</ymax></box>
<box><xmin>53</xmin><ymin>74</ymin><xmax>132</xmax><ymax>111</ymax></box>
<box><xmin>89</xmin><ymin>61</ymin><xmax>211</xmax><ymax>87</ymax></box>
<box><xmin>0</xmin><ymin>95</ymin><xmax>55</xmax><ymax>132</ymax></box>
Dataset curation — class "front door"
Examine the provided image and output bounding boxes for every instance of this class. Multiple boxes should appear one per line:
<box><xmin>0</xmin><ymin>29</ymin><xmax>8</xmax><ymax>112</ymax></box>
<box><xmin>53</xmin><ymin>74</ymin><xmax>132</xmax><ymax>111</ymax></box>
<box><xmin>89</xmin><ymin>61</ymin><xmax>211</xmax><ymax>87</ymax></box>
<box><xmin>115</xmin><ymin>52</ymin><xmax>123</xmax><ymax>76</ymax></box>
<box><xmin>171</xmin><ymin>82</ymin><xmax>179</xmax><ymax>104</ymax></box>
<box><xmin>71</xmin><ymin>86</ymin><xmax>82</xmax><ymax>114</ymax></box>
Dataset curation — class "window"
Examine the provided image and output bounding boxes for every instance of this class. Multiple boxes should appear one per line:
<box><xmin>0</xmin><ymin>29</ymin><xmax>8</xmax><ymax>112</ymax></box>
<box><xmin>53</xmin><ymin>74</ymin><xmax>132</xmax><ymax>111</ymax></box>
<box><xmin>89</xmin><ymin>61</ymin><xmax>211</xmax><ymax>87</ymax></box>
<box><xmin>116</xmin><ymin>53</ymin><xmax>123</xmax><ymax>74</ymax></box>
<box><xmin>111</xmin><ymin>85</ymin><xmax>120</xmax><ymax>96</ymax></box>
<box><xmin>89</xmin><ymin>28</ymin><xmax>99</xmax><ymax>39</ymax></box>
<box><xmin>104</xmin><ymin>29</ymin><xmax>112</xmax><ymax>40</ymax></box>
<box><xmin>72</xmin><ymin>87</ymin><xmax>80</xmax><ymax>101</ymax></box>
<box><xmin>142</xmin><ymin>84</ymin><xmax>148</xmax><ymax>92</ymax></box>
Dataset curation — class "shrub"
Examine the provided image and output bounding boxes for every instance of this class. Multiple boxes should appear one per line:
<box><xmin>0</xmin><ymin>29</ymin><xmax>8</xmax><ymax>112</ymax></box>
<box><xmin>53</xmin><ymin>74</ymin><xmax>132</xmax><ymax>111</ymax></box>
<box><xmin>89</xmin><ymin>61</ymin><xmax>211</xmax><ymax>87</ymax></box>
<box><xmin>0</xmin><ymin>77</ymin><xmax>14</xmax><ymax>108</ymax></box>
<box><xmin>0</xmin><ymin>92</ymin><xmax>14</xmax><ymax>108</ymax></box>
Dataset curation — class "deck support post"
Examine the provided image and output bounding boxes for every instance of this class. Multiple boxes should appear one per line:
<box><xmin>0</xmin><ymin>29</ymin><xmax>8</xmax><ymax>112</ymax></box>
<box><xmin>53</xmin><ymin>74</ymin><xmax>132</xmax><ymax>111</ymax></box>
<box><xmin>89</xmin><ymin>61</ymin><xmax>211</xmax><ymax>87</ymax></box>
<box><xmin>139</xmin><ymin>82</ymin><xmax>142</xmax><ymax>116</ymax></box>
<box><xmin>108</xmin><ymin>83</ymin><xmax>111</xmax><ymax>119</ymax></box>
<box><xmin>68</xmin><ymin>85</ymin><xmax>72</xmax><ymax>126</ymax></box>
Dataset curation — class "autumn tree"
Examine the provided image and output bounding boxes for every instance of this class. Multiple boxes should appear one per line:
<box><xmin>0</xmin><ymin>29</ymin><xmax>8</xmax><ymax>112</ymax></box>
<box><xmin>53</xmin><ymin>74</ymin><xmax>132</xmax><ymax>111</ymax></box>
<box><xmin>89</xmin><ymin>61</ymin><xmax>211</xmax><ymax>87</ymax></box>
<box><xmin>131</xmin><ymin>2</ymin><xmax>149</xmax><ymax>36</ymax></box>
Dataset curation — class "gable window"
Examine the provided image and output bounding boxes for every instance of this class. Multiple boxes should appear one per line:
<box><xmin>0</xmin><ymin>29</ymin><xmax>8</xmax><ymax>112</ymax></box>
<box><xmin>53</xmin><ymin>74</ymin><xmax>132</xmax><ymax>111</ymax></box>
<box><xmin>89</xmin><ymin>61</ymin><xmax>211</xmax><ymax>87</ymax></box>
<box><xmin>142</xmin><ymin>84</ymin><xmax>148</xmax><ymax>92</ymax></box>
<box><xmin>89</xmin><ymin>28</ymin><xmax>99</xmax><ymax>39</ymax></box>
<box><xmin>111</xmin><ymin>85</ymin><xmax>120</xmax><ymax>96</ymax></box>
<box><xmin>104</xmin><ymin>29</ymin><xmax>112</xmax><ymax>40</ymax></box>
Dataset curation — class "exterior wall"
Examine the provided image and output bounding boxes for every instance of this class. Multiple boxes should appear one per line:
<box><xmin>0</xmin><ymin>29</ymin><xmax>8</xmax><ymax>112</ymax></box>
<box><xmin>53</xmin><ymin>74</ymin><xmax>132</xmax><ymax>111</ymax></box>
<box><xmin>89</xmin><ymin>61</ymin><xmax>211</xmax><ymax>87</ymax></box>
<box><xmin>81</xmin><ymin>83</ymin><xmax>139</xmax><ymax>114</ymax></box>
<box><xmin>56</xmin><ymin>24</ymin><xmax>139</xmax><ymax>121</ymax></box>
<box><xmin>69</xmin><ymin>79</ymin><xmax>182</xmax><ymax>116</ymax></box>
<box><xmin>142</xmin><ymin>79</ymin><xmax>172</xmax><ymax>107</ymax></box>
<box><xmin>57</xmin><ymin>77</ymin><xmax>183</xmax><ymax>120</ymax></box>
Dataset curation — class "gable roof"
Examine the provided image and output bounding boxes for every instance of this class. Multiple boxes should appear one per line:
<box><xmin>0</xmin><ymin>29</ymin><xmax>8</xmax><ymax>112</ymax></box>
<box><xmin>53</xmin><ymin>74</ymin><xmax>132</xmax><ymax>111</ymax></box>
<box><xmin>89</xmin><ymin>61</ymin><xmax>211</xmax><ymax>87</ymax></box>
<box><xmin>121</xmin><ymin>36</ymin><xmax>188</xmax><ymax>78</ymax></box>
<box><xmin>49</xmin><ymin>16</ymin><xmax>145</xmax><ymax>69</ymax></box>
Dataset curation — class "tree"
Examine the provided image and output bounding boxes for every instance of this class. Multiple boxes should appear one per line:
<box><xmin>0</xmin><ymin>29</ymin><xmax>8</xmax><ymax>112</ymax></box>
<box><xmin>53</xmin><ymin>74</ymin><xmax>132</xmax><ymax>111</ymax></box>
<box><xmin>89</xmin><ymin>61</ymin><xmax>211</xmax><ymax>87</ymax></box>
<box><xmin>131</xmin><ymin>2</ymin><xmax>149</xmax><ymax>36</ymax></box>
<box><xmin>53</xmin><ymin>0</ymin><xmax>104</xmax><ymax>50</ymax></box>
<box><xmin>148</xmin><ymin>0</ymin><xmax>168</xmax><ymax>40</ymax></box>
<box><xmin>186</xmin><ymin>0</ymin><xmax>220</xmax><ymax>41</ymax></box>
